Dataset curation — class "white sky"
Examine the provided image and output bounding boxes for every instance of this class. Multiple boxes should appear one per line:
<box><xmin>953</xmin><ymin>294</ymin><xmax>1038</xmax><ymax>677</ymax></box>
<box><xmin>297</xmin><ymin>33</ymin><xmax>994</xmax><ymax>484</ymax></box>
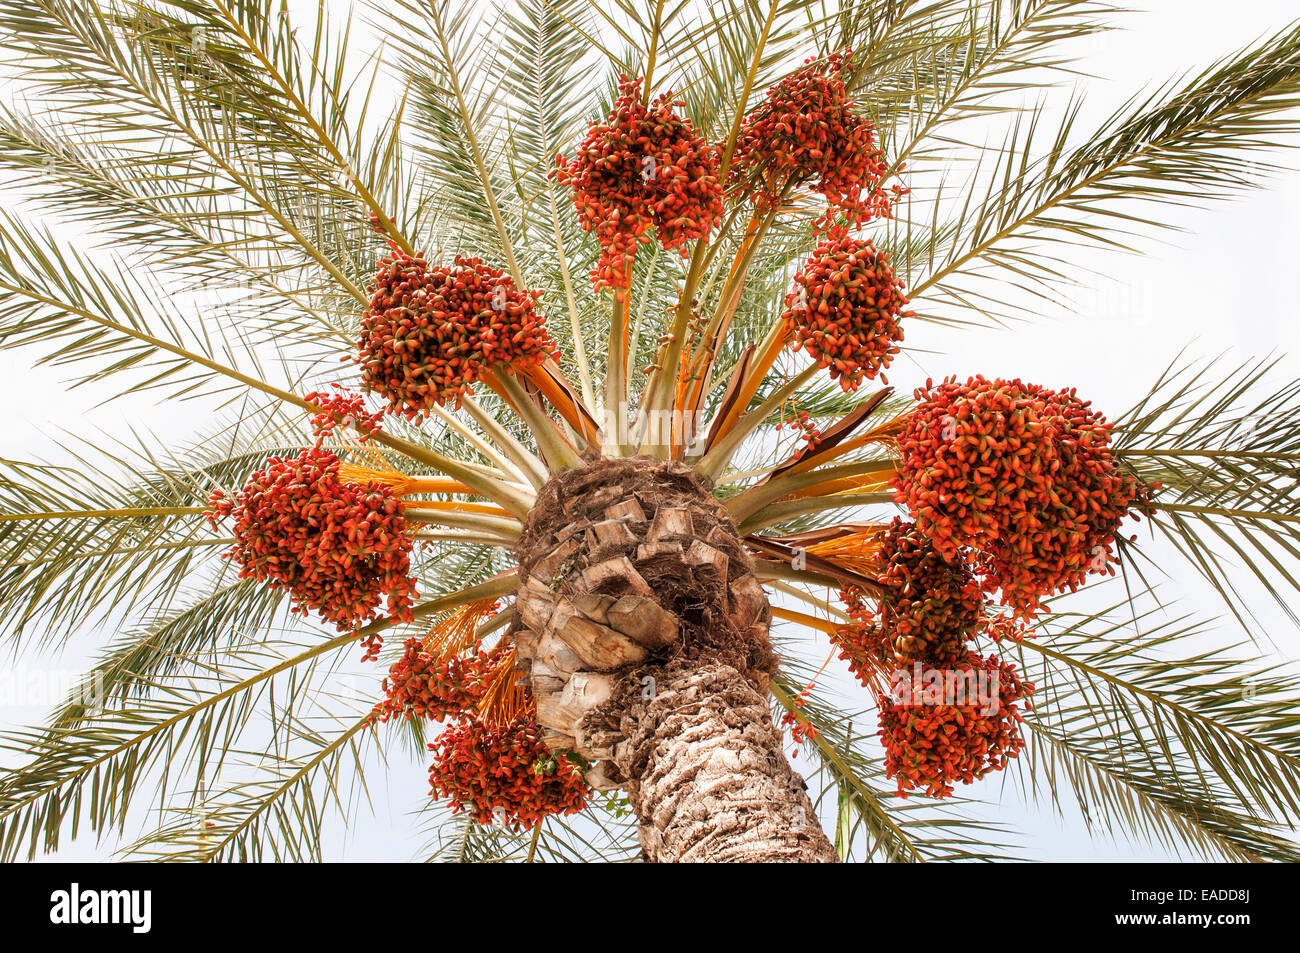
<box><xmin>2</xmin><ymin>0</ymin><xmax>1299</xmax><ymax>861</ymax></box>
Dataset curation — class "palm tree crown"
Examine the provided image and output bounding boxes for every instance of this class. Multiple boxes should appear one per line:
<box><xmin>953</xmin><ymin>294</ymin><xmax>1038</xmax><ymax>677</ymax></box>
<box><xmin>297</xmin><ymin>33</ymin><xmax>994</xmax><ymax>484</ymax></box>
<box><xmin>2</xmin><ymin>0</ymin><xmax>1300</xmax><ymax>862</ymax></box>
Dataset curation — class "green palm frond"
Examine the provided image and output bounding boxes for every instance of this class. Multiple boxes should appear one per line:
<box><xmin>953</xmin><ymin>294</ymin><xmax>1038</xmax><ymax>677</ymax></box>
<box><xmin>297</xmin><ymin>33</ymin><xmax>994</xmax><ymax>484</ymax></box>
<box><xmin>1114</xmin><ymin>354</ymin><xmax>1300</xmax><ymax>630</ymax></box>
<box><xmin>120</xmin><ymin>706</ymin><xmax>377</xmax><ymax>862</ymax></box>
<box><xmin>0</xmin><ymin>572</ymin><xmax>511</xmax><ymax>861</ymax></box>
<box><xmin>1013</xmin><ymin>591</ymin><xmax>1300</xmax><ymax>862</ymax></box>
<box><xmin>873</xmin><ymin>0</ymin><xmax>1116</xmax><ymax>169</ymax></box>
<box><xmin>494</xmin><ymin>0</ymin><xmax>604</xmax><ymax>403</ymax></box>
<box><xmin>418</xmin><ymin>794</ymin><xmax>640</xmax><ymax>862</ymax></box>
<box><xmin>0</xmin><ymin>214</ymin><xmax>289</xmax><ymax>402</ymax></box>
<box><xmin>0</xmin><ymin>108</ymin><xmax>256</xmax><ymax>281</ymax></box>
<box><xmin>0</xmin><ymin>456</ymin><xmax>223</xmax><ymax>641</ymax></box>
<box><xmin>36</xmin><ymin>546</ymin><xmax>509</xmax><ymax>860</ymax></box>
<box><xmin>378</xmin><ymin>0</ymin><xmax>524</xmax><ymax>270</ymax></box>
<box><xmin>0</xmin><ymin>401</ymin><xmax>325</xmax><ymax>641</ymax></box>
<box><xmin>0</xmin><ymin>0</ymin><xmax>374</xmax><ymax>304</ymax></box>
<box><xmin>1024</xmin><ymin>724</ymin><xmax>1300</xmax><ymax>862</ymax></box>
<box><xmin>910</xmin><ymin>16</ymin><xmax>1300</xmax><ymax>324</ymax></box>
<box><xmin>47</xmin><ymin>580</ymin><xmax>287</xmax><ymax>732</ymax></box>
<box><xmin>0</xmin><ymin>629</ymin><xmax>354</xmax><ymax>862</ymax></box>
<box><xmin>143</xmin><ymin>0</ymin><xmax>418</xmax><ymax>248</ymax></box>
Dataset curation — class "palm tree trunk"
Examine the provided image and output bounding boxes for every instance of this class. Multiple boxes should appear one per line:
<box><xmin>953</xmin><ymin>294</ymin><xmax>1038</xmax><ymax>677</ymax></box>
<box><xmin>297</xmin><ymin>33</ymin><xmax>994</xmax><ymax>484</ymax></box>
<box><xmin>608</xmin><ymin>655</ymin><xmax>837</xmax><ymax>862</ymax></box>
<box><xmin>513</xmin><ymin>456</ymin><xmax>836</xmax><ymax>862</ymax></box>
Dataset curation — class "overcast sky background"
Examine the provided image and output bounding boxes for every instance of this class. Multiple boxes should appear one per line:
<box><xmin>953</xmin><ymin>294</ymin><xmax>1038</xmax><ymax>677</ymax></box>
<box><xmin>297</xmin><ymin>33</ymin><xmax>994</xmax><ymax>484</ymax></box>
<box><xmin>2</xmin><ymin>0</ymin><xmax>1299</xmax><ymax>861</ymax></box>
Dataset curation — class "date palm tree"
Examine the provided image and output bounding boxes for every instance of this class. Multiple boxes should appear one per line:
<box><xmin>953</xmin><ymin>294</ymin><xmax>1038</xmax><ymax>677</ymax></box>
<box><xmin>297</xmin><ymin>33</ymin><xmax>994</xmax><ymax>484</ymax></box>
<box><xmin>3</xmin><ymin>0</ymin><xmax>1300</xmax><ymax>862</ymax></box>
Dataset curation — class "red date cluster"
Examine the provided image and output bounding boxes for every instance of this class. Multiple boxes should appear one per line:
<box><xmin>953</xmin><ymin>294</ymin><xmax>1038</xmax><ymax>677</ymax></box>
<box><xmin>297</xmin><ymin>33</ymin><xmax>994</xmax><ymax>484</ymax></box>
<box><xmin>781</xmin><ymin>231</ymin><xmax>911</xmax><ymax>391</ymax></box>
<box><xmin>831</xmin><ymin>585</ymin><xmax>891</xmax><ymax>689</ymax></box>
<box><xmin>877</xmin><ymin>652</ymin><xmax>1031</xmax><ymax>798</ymax></box>
<box><xmin>426</xmin><ymin>714</ymin><xmax>591</xmax><ymax>830</ymax></box>
<box><xmin>830</xmin><ymin>521</ymin><xmax>1036</xmax><ymax>798</ymax></box>
<box><xmin>835</xmin><ymin>519</ymin><xmax>985</xmax><ymax>673</ymax></box>
<box><xmin>370</xmin><ymin>638</ymin><xmax>508</xmax><ymax>724</ymax></box>
<box><xmin>553</xmin><ymin>76</ymin><xmax>724</xmax><ymax>294</ymax></box>
<box><xmin>983</xmin><ymin>615</ymin><xmax>1035</xmax><ymax>646</ymax></box>
<box><xmin>305</xmin><ymin>384</ymin><xmax>385</xmax><ymax>440</ymax></box>
<box><xmin>779</xmin><ymin>689</ymin><xmax>819</xmax><ymax>750</ymax></box>
<box><xmin>206</xmin><ymin>447</ymin><xmax>417</xmax><ymax>650</ymax></box>
<box><xmin>893</xmin><ymin>376</ymin><xmax>1152</xmax><ymax>615</ymax></box>
<box><xmin>731</xmin><ymin>51</ymin><xmax>894</xmax><ymax>226</ymax></box>
<box><xmin>357</xmin><ymin>252</ymin><xmax>557</xmax><ymax>416</ymax></box>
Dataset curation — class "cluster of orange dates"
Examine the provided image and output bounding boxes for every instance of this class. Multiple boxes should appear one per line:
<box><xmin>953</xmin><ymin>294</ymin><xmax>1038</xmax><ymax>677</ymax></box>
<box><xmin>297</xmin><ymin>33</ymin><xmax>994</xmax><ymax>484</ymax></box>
<box><xmin>372</xmin><ymin>638</ymin><xmax>592</xmax><ymax>828</ymax></box>
<box><xmin>305</xmin><ymin>385</ymin><xmax>385</xmax><ymax>439</ymax></box>
<box><xmin>370</xmin><ymin>637</ymin><xmax>505</xmax><ymax>723</ymax></box>
<box><xmin>425</xmin><ymin>715</ymin><xmax>591</xmax><ymax>830</ymax></box>
<box><xmin>357</xmin><ymin>253</ymin><xmax>557</xmax><ymax>415</ymax></box>
<box><xmin>838</xmin><ymin>519</ymin><xmax>985</xmax><ymax>670</ymax></box>
<box><xmin>876</xmin><ymin>652</ymin><xmax>1033</xmax><ymax>798</ymax></box>
<box><xmin>206</xmin><ymin>447</ymin><xmax>417</xmax><ymax>660</ymax></box>
<box><xmin>833</xmin><ymin>521</ymin><xmax>1034</xmax><ymax>798</ymax></box>
<box><xmin>895</xmin><ymin>375</ymin><xmax>1151</xmax><ymax>615</ymax></box>
<box><xmin>731</xmin><ymin>51</ymin><xmax>894</xmax><ymax>226</ymax></box>
<box><xmin>781</xmin><ymin>230</ymin><xmax>911</xmax><ymax>391</ymax></box>
<box><xmin>553</xmin><ymin>75</ymin><xmax>725</xmax><ymax>294</ymax></box>
<box><xmin>829</xmin><ymin>377</ymin><xmax>1153</xmax><ymax>797</ymax></box>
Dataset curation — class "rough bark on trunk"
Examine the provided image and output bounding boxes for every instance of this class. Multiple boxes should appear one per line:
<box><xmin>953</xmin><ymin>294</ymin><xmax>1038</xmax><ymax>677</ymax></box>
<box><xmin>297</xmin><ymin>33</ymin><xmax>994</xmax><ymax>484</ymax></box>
<box><xmin>512</xmin><ymin>456</ymin><xmax>836</xmax><ymax>862</ymax></box>
<box><xmin>602</xmin><ymin>656</ymin><xmax>837</xmax><ymax>862</ymax></box>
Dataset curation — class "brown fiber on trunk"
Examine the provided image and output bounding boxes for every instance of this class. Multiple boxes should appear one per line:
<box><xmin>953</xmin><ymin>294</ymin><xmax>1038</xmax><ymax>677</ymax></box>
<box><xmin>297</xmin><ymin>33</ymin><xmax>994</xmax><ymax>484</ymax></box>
<box><xmin>512</xmin><ymin>455</ymin><xmax>836</xmax><ymax>862</ymax></box>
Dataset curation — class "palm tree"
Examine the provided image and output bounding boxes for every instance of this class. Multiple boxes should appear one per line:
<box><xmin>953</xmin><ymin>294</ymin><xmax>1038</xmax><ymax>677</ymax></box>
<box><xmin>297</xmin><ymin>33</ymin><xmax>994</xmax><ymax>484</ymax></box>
<box><xmin>3</xmin><ymin>0</ymin><xmax>1300</xmax><ymax>863</ymax></box>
